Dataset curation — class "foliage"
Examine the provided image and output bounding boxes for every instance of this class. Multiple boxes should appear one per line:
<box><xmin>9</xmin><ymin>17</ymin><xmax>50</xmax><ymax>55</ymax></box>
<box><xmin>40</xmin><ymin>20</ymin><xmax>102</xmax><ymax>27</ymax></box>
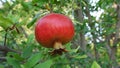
<box><xmin>0</xmin><ymin>0</ymin><xmax>120</xmax><ymax>68</ymax></box>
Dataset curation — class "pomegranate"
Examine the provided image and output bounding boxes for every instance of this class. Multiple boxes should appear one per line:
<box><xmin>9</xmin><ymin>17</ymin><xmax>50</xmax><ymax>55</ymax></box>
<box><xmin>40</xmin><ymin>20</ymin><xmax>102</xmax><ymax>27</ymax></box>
<box><xmin>35</xmin><ymin>13</ymin><xmax>74</xmax><ymax>55</ymax></box>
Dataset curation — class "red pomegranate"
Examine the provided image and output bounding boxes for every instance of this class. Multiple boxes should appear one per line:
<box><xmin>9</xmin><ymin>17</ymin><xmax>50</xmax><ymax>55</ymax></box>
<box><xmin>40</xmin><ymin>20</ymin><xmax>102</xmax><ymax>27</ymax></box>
<box><xmin>35</xmin><ymin>13</ymin><xmax>74</xmax><ymax>55</ymax></box>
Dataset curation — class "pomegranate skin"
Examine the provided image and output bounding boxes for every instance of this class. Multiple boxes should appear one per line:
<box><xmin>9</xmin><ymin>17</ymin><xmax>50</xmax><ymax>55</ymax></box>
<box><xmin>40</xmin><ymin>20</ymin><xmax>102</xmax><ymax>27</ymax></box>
<box><xmin>35</xmin><ymin>13</ymin><xmax>74</xmax><ymax>48</ymax></box>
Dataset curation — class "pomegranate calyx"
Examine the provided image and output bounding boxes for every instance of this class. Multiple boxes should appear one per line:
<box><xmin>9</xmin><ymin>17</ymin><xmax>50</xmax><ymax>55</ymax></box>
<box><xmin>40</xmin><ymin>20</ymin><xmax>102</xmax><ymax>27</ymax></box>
<box><xmin>49</xmin><ymin>42</ymin><xmax>68</xmax><ymax>55</ymax></box>
<box><xmin>50</xmin><ymin>48</ymin><xmax>68</xmax><ymax>55</ymax></box>
<box><xmin>53</xmin><ymin>42</ymin><xmax>64</xmax><ymax>49</ymax></box>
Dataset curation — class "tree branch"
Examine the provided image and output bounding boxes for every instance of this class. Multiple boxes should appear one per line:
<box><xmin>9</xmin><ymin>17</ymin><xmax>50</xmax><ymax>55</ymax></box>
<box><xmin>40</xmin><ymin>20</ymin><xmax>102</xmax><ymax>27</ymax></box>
<box><xmin>20</xmin><ymin>26</ymin><xmax>28</xmax><ymax>38</ymax></box>
<box><xmin>4</xmin><ymin>28</ymin><xmax>8</xmax><ymax>46</ymax></box>
<box><xmin>113</xmin><ymin>3</ymin><xmax>120</xmax><ymax>45</ymax></box>
<box><xmin>74</xmin><ymin>0</ymin><xmax>86</xmax><ymax>51</ymax></box>
<box><xmin>0</xmin><ymin>45</ymin><xmax>21</xmax><ymax>54</ymax></box>
<box><xmin>84</xmin><ymin>1</ymin><xmax>100</xmax><ymax>60</ymax></box>
<box><xmin>0</xmin><ymin>57</ymin><xmax>6</xmax><ymax>61</ymax></box>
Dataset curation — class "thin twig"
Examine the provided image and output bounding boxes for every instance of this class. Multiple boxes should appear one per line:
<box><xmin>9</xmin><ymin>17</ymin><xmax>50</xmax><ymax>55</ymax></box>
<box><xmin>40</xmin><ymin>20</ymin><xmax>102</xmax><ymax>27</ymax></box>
<box><xmin>4</xmin><ymin>32</ymin><xmax>7</xmax><ymax>46</ymax></box>
<box><xmin>20</xmin><ymin>26</ymin><xmax>28</xmax><ymax>38</ymax></box>
<box><xmin>0</xmin><ymin>45</ymin><xmax>21</xmax><ymax>54</ymax></box>
<box><xmin>0</xmin><ymin>57</ymin><xmax>6</xmax><ymax>61</ymax></box>
<box><xmin>4</xmin><ymin>28</ymin><xmax>8</xmax><ymax>46</ymax></box>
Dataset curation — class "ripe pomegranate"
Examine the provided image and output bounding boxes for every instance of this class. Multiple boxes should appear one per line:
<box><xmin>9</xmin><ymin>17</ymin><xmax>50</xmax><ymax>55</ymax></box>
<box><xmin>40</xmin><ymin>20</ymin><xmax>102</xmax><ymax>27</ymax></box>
<box><xmin>35</xmin><ymin>13</ymin><xmax>74</xmax><ymax>55</ymax></box>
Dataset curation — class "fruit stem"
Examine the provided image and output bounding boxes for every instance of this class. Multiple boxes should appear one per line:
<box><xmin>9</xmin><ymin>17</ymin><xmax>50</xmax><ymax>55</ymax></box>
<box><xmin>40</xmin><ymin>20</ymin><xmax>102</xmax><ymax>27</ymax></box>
<box><xmin>53</xmin><ymin>42</ymin><xmax>64</xmax><ymax>49</ymax></box>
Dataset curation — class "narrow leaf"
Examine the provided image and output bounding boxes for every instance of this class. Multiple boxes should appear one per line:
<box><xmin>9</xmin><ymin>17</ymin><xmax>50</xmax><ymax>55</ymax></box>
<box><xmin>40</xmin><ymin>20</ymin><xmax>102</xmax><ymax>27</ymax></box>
<box><xmin>34</xmin><ymin>59</ymin><xmax>53</xmax><ymax>68</ymax></box>
<box><xmin>73</xmin><ymin>55</ymin><xmax>87</xmax><ymax>59</ymax></box>
<box><xmin>7</xmin><ymin>57</ymin><xmax>21</xmax><ymax>68</ymax></box>
<box><xmin>91</xmin><ymin>61</ymin><xmax>101</xmax><ymax>68</ymax></box>
<box><xmin>0</xmin><ymin>65</ymin><xmax>4</xmax><ymax>68</ymax></box>
<box><xmin>0</xmin><ymin>14</ymin><xmax>13</xmax><ymax>29</ymax></box>
<box><xmin>27</xmin><ymin>13</ymin><xmax>40</xmax><ymax>28</ymax></box>
<box><xmin>24</xmin><ymin>52</ymin><xmax>42</xmax><ymax>68</ymax></box>
<box><xmin>21</xmin><ymin>45</ymin><xmax>34</xmax><ymax>58</ymax></box>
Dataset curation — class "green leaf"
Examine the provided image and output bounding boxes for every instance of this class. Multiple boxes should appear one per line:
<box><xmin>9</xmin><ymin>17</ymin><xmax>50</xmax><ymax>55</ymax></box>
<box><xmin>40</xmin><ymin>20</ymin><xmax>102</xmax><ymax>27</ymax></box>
<box><xmin>7</xmin><ymin>11</ymin><xmax>20</xmax><ymax>23</ymax></box>
<box><xmin>0</xmin><ymin>65</ymin><xmax>4</xmax><ymax>68</ymax></box>
<box><xmin>34</xmin><ymin>59</ymin><xmax>53</xmax><ymax>68</ymax></box>
<box><xmin>91</xmin><ymin>61</ymin><xmax>101</xmax><ymax>68</ymax></box>
<box><xmin>21</xmin><ymin>34</ymin><xmax>34</xmax><ymax>58</ymax></box>
<box><xmin>65</xmin><ymin>43</ymin><xmax>72</xmax><ymax>51</ymax></box>
<box><xmin>27</xmin><ymin>34</ymin><xmax>34</xmax><ymax>45</ymax></box>
<box><xmin>24</xmin><ymin>52</ymin><xmax>42</xmax><ymax>68</ymax></box>
<box><xmin>0</xmin><ymin>14</ymin><xmax>13</xmax><ymax>29</ymax></box>
<box><xmin>66</xmin><ymin>65</ymin><xmax>71</xmax><ymax>68</ymax></box>
<box><xmin>73</xmin><ymin>54</ymin><xmax>87</xmax><ymax>59</ymax></box>
<box><xmin>19</xmin><ymin>15</ymin><xmax>30</xmax><ymax>26</ymax></box>
<box><xmin>32</xmin><ymin>0</ymin><xmax>48</xmax><ymax>7</ymax></box>
<box><xmin>27</xmin><ymin>13</ymin><xmax>40</xmax><ymax>28</ymax></box>
<box><xmin>71</xmin><ymin>46</ymin><xmax>80</xmax><ymax>53</ymax></box>
<box><xmin>7</xmin><ymin>57</ymin><xmax>21</xmax><ymax>68</ymax></box>
<box><xmin>7</xmin><ymin>52</ymin><xmax>24</xmax><ymax>61</ymax></box>
<box><xmin>21</xmin><ymin>45</ymin><xmax>34</xmax><ymax>58</ymax></box>
<box><xmin>21</xmin><ymin>1</ymin><xmax>32</xmax><ymax>11</ymax></box>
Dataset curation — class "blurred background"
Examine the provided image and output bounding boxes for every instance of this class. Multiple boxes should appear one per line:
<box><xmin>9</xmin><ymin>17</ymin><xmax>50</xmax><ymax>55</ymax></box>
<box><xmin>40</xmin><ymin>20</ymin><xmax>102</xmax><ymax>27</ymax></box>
<box><xmin>0</xmin><ymin>0</ymin><xmax>120</xmax><ymax>68</ymax></box>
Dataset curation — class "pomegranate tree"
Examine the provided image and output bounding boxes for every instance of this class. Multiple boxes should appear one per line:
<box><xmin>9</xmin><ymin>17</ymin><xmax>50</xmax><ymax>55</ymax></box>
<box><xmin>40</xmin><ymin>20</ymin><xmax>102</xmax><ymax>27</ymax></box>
<box><xmin>35</xmin><ymin>13</ymin><xmax>74</xmax><ymax>55</ymax></box>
